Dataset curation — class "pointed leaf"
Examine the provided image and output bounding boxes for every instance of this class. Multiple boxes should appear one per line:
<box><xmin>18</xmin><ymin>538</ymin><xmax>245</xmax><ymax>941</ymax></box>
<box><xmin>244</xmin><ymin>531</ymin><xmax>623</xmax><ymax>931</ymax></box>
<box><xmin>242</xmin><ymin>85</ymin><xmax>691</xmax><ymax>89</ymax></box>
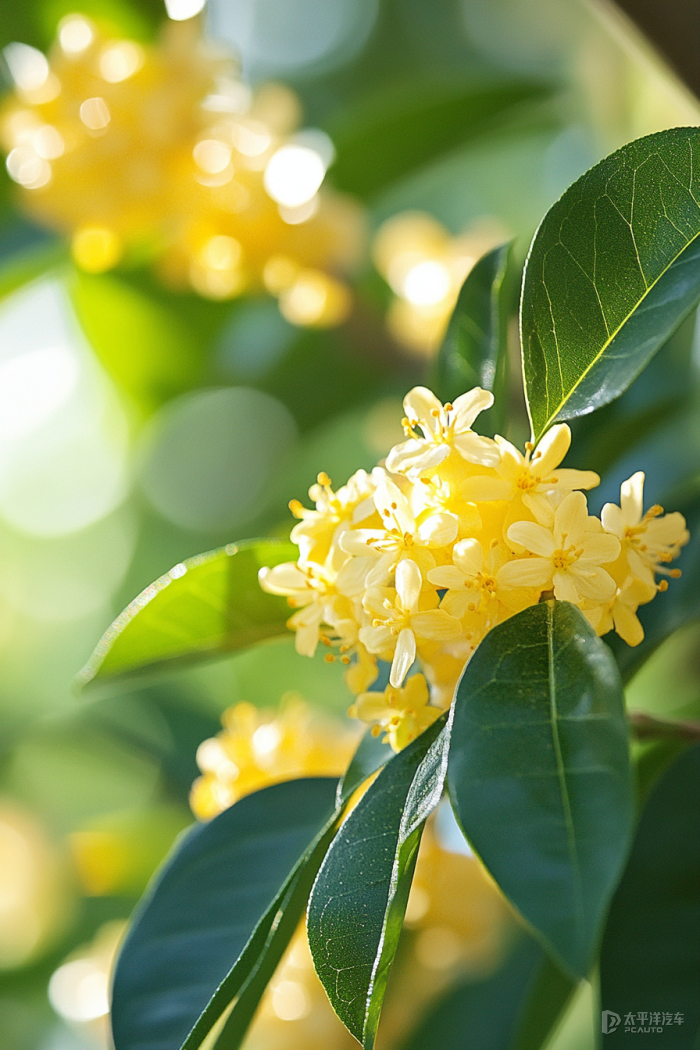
<box><xmin>600</xmin><ymin>744</ymin><xmax>700</xmax><ymax>1045</ymax></box>
<box><xmin>111</xmin><ymin>777</ymin><xmax>338</xmax><ymax>1050</ymax></box>
<box><xmin>308</xmin><ymin>713</ymin><xmax>449</xmax><ymax>1048</ymax></box>
<box><xmin>78</xmin><ymin>539</ymin><xmax>295</xmax><ymax>692</ymax></box>
<box><xmin>522</xmin><ymin>127</ymin><xmax>700</xmax><ymax>441</ymax></box>
<box><xmin>448</xmin><ymin>601</ymin><xmax>634</xmax><ymax>978</ymax></box>
<box><xmin>433</xmin><ymin>241</ymin><xmax>513</xmax><ymax>435</ymax></box>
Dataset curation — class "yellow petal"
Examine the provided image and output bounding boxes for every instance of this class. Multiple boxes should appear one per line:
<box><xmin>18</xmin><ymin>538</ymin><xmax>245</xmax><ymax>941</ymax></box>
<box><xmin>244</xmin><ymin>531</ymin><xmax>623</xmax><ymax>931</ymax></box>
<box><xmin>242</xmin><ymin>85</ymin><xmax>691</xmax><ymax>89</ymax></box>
<box><xmin>452</xmin><ymin>537</ymin><xmax>483</xmax><ymax>576</ymax></box>
<box><xmin>497</xmin><ymin>558</ymin><xmax>552</xmax><ymax>589</ymax></box>
<box><xmin>554</xmin><ymin>491</ymin><xmax>587</xmax><ymax>547</ymax></box>
<box><xmin>620</xmin><ymin>471</ymin><xmax>645</xmax><ymax>527</ymax></box>
<box><xmin>533</xmin><ymin>423</ymin><xmax>570</xmax><ymax>475</ymax></box>
<box><xmin>507</xmin><ymin>521</ymin><xmax>555</xmax><ymax>557</ymax></box>
<box><xmin>550</xmin><ymin>468</ymin><xmax>600</xmax><ymax>491</ymax></box>
<box><xmin>396</xmin><ymin>557</ymin><xmax>422</xmax><ymax>612</ymax></box>
<box><xmin>461</xmin><ymin>475</ymin><xmax>513</xmax><ymax>502</ymax></box>
<box><xmin>580</xmin><ymin>533</ymin><xmax>620</xmax><ymax>564</ymax></box>
<box><xmin>613</xmin><ymin>601</ymin><xmax>644</xmax><ymax>646</ymax></box>
<box><xmin>410</xmin><ymin>609</ymin><xmax>462</xmax><ymax>640</ymax></box>
<box><xmin>552</xmin><ymin>570</ymin><xmax>580</xmax><ymax>603</ymax></box>
<box><xmin>452</xmin><ymin>386</ymin><xmax>494</xmax><ymax>429</ymax></box>
<box><xmin>390</xmin><ymin>627</ymin><xmax>416</xmax><ymax>686</ymax></box>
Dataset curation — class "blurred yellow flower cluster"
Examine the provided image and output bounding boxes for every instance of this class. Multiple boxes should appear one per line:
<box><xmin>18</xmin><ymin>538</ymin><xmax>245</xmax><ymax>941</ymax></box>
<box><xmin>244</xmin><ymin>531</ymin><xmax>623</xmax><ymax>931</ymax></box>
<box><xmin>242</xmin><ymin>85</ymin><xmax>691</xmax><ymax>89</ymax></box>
<box><xmin>191</xmin><ymin>697</ymin><xmax>513</xmax><ymax>1050</ymax></box>
<box><xmin>1</xmin><ymin>15</ymin><xmax>363</xmax><ymax>326</ymax></box>
<box><xmin>372</xmin><ymin>212</ymin><xmax>506</xmax><ymax>354</ymax></box>
<box><xmin>190</xmin><ymin>694</ymin><xmax>358</xmax><ymax>820</ymax></box>
<box><xmin>260</xmin><ymin>385</ymin><xmax>688</xmax><ymax>750</ymax></box>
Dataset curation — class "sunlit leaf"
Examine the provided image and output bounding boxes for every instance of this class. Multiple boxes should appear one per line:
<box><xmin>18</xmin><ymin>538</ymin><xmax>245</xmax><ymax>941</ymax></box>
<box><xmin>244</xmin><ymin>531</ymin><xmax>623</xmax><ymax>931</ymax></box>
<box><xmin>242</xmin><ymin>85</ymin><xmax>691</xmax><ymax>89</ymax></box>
<box><xmin>78</xmin><ymin>539</ymin><xmax>295</xmax><ymax>692</ymax></box>
<box><xmin>449</xmin><ymin>601</ymin><xmax>634</xmax><ymax>978</ymax></box>
<box><xmin>111</xmin><ymin>777</ymin><xmax>338</xmax><ymax>1050</ymax></box>
<box><xmin>330</xmin><ymin>81</ymin><xmax>552</xmax><ymax>197</ymax></box>
<box><xmin>308</xmin><ymin>713</ymin><xmax>449</xmax><ymax>1048</ymax></box>
<box><xmin>522</xmin><ymin>127</ymin><xmax>700</xmax><ymax>441</ymax></box>
<box><xmin>600</xmin><ymin>744</ymin><xmax>700</xmax><ymax>1045</ymax></box>
<box><xmin>433</xmin><ymin>241</ymin><xmax>513</xmax><ymax>435</ymax></box>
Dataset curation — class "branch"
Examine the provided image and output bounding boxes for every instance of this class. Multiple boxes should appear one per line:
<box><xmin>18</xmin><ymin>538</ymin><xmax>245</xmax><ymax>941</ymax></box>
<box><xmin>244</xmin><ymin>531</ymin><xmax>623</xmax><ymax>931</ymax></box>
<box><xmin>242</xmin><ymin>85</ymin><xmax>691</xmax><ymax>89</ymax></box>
<box><xmin>629</xmin><ymin>711</ymin><xmax>700</xmax><ymax>741</ymax></box>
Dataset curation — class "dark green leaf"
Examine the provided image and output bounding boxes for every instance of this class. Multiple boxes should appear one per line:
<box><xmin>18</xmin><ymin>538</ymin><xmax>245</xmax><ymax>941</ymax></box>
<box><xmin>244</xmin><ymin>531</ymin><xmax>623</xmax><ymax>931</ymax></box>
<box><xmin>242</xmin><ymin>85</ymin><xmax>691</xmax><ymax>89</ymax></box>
<box><xmin>448</xmin><ymin>601</ymin><xmax>634</xmax><ymax>978</ymax></box>
<box><xmin>605</xmin><ymin>489</ymin><xmax>700</xmax><ymax>682</ymax></box>
<box><xmin>337</xmin><ymin>727</ymin><xmax>394</xmax><ymax>806</ymax></box>
<box><xmin>329</xmin><ymin>81</ymin><xmax>552</xmax><ymax>197</ymax></box>
<box><xmin>308</xmin><ymin>713</ymin><xmax>449</xmax><ymax>1048</ymax></box>
<box><xmin>433</xmin><ymin>241</ymin><xmax>513</xmax><ymax>435</ymax></box>
<box><xmin>521</xmin><ymin>127</ymin><xmax>700</xmax><ymax>442</ymax></box>
<box><xmin>400</xmin><ymin>936</ymin><xmax>575</xmax><ymax>1050</ymax></box>
<box><xmin>77</xmin><ymin>539</ymin><xmax>295</xmax><ymax>692</ymax></box>
<box><xmin>111</xmin><ymin>777</ymin><xmax>338</xmax><ymax>1050</ymax></box>
<box><xmin>600</xmin><ymin>744</ymin><xmax>700</xmax><ymax>1046</ymax></box>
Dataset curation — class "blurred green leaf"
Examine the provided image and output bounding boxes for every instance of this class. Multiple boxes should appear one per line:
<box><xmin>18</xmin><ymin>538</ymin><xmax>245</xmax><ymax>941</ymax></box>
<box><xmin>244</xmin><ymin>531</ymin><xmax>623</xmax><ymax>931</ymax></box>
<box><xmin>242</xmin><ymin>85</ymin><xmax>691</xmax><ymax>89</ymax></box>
<box><xmin>521</xmin><ymin>127</ymin><xmax>700</xmax><ymax>442</ymax></box>
<box><xmin>78</xmin><ymin>539</ymin><xmax>295</xmax><ymax>692</ymax></box>
<box><xmin>605</xmin><ymin>489</ymin><xmax>700</xmax><ymax>682</ymax></box>
<box><xmin>70</xmin><ymin>270</ymin><xmax>209</xmax><ymax>415</ymax></box>
<box><xmin>448</xmin><ymin>601</ymin><xmax>634</xmax><ymax>978</ymax></box>
<box><xmin>337</xmin><ymin>726</ymin><xmax>394</xmax><ymax>806</ymax></box>
<box><xmin>111</xmin><ymin>777</ymin><xmax>338</xmax><ymax>1050</ymax></box>
<box><xmin>400</xmin><ymin>936</ymin><xmax>576</xmax><ymax>1050</ymax></box>
<box><xmin>329</xmin><ymin>80</ymin><xmax>553</xmax><ymax>197</ymax></box>
<box><xmin>433</xmin><ymin>241</ymin><xmax>513</xmax><ymax>435</ymax></box>
<box><xmin>308</xmin><ymin>713</ymin><xmax>449</xmax><ymax>1049</ymax></box>
<box><xmin>600</xmin><ymin>744</ymin><xmax>700</xmax><ymax>1045</ymax></box>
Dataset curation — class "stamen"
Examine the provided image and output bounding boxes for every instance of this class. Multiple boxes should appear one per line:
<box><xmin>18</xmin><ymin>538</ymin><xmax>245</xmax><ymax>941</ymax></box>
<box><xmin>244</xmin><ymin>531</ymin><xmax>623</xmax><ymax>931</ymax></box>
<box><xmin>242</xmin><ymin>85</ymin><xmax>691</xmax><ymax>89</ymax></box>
<box><xmin>670</xmin><ymin>569</ymin><xmax>682</xmax><ymax>578</ymax></box>
<box><xmin>324</xmin><ymin>653</ymin><xmax>335</xmax><ymax>662</ymax></box>
<box><xmin>658</xmin><ymin>579</ymin><xmax>669</xmax><ymax>592</ymax></box>
<box><xmin>288</xmin><ymin>498</ymin><xmax>305</xmax><ymax>518</ymax></box>
<box><xmin>317</xmin><ymin>471</ymin><xmax>332</xmax><ymax>488</ymax></box>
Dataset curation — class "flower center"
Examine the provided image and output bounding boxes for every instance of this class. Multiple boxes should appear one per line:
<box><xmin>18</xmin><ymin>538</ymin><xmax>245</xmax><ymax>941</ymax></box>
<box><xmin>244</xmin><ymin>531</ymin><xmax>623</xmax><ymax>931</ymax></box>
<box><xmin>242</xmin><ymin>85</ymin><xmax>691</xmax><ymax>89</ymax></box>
<box><xmin>552</xmin><ymin>545</ymin><xmax>580</xmax><ymax>570</ymax></box>
<box><xmin>516</xmin><ymin>468</ymin><xmax>540</xmax><ymax>491</ymax></box>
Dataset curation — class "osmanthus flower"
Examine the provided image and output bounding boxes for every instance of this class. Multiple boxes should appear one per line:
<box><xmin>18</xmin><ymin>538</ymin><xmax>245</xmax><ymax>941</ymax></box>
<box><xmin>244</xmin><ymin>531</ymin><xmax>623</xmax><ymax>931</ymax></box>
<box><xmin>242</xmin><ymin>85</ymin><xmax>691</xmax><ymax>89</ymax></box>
<box><xmin>461</xmin><ymin>424</ymin><xmax>599</xmax><ymax>511</ymax></box>
<box><xmin>350</xmin><ymin>673</ymin><xmax>442</xmax><ymax>751</ymax></box>
<box><xmin>339</xmin><ymin>476</ymin><xmax>458</xmax><ymax>587</ymax></box>
<box><xmin>359</xmin><ymin>559</ymin><xmax>461</xmax><ymax>688</ymax></box>
<box><xmin>601</xmin><ymin>471</ymin><xmax>689</xmax><ymax>587</ymax></box>
<box><xmin>498</xmin><ymin>491</ymin><xmax>621</xmax><ymax>604</ymax></box>
<box><xmin>386</xmin><ymin>386</ymin><xmax>499</xmax><ymax>477</ymax></box>
<box><xmin>260</xmin><ymin>384</ymin><xmax>689</xmax><ymax>751</ymax></box>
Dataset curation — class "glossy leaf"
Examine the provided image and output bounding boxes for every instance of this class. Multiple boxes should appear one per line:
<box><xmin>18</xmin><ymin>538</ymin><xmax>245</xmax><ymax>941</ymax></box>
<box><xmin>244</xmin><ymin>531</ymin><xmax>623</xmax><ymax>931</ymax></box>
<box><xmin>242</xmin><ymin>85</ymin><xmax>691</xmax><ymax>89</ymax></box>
<box><xmin>308</xmin><ymin>713</ymin><xmax>449</xmax><ymax>1048</ymax></box>
<box><xmin>78</xmin><ymin>539</ymin><xmax>295</xmax><ymax>692</ymax></box>
<box><xmin>433</xmin><ymin>241</ymin><xmax>513</xmax><ymax>436</ymax></box>
<box><xmin>329</xmin><ymin>81</ymin><xmax>552</xmax><ymax>197</ymax></box>
<box><xmin>448</xmin><ymin>601</ymin><xmax>634</xmax><ymax>978</ymax></box>
<box><xmin>600</xmin><ymin>744</ymin><xmax>700</xmax><ymax>1045</ymax></box>
<box><xmin>605</xmin><ymin>488</ymin><xmax>700</xmax><ymax>682</ymax></box>
<box><xmin>521</xmin><ymin>126</ymin><xmax>700</xmax><ymax>441</ymax></box>
<box><xmin>111</xmin><ymin>777</ymin><xmax>338</xmax><ymax>1050</ymax></box>
<box><xmin>400</xmin><ymin>936</ymin><xmax>575</xmax><ymax>1050</ymax></box>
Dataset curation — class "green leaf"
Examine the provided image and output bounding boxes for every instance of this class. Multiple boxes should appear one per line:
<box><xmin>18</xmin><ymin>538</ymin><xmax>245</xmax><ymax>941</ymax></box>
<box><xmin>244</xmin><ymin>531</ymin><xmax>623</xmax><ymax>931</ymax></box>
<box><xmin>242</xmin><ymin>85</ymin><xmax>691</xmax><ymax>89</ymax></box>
<box><xmin>77</xmin><ymin>539</ymin><xmax>295</xmax><ymax>692</ymax></box>
<box><xmin>337</xmin><ymin>727</ymin><xmax>394</xmax><ymax>806</ymax></box>
<box><xmin>448</xmin><ymin>601</ymin><xmax>634</xmax><ymax>978</ymax></box>
<box><xmin>399</xmin><ymin>936</ymin><xmax>575</xmax><ymax>1050</ymax></box>
<box><xmin>308</xmin><ymin>713</ymin><xmax>449</xmax><ymax>1048</ymax></box>
<box><xmin>111</xmin><ymin>777</ymin><xmax>339</xmax><ymax>1050</ymax></box>
<box><xmin>329</xmin><ymin>81</ymin><xmax>552</xmax><ymax>198</ymax></box>
<box><xmin>605</xmin><ymin>489</ymin><xmax>700</xmax><ymax>682</ymax></box>
<box><xmin>433</xmin><ymin>241</ymin><xmax>513</xmax><ymax>436</ymax></box>
<box><xmin>600</xmin><ymin>744</ymin><xmax>700</xmax><ymax>1044</ymax></box>
<box><xmin>521</xmin><ymin>126</ymin><xmax>700</xmax><ymax>442</ymax></box>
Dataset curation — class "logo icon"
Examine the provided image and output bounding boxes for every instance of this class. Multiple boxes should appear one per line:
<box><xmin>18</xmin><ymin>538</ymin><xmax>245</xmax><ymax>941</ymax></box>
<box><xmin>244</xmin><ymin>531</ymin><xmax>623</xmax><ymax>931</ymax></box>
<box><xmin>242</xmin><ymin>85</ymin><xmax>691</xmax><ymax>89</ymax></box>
<box><xmin>602</xmin><ymin>1011</ymin><xmax>622</xmax><ymax>1034</ymax></box>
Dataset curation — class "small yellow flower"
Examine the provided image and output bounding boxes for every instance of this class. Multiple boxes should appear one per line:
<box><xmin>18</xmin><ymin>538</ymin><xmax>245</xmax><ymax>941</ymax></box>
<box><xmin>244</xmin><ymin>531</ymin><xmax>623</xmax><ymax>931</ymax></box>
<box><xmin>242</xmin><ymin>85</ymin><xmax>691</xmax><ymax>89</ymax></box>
<box><xmin>351</xmin><ymin>674</ymin><xmax>441</xmax><ymax>751</ymax></box>
<box><xmin>601</xmin><ymin>471</ymin><xmax>688</xmax><ymax>587</ymax></box>
<box><xmin>386</xmin><ymin>386</ymin><xmax>498</xmax><ymax>477</ymax></box>
<box><xmin>427</xmin><ymin>538</ymin><xmax>502</xmax><ymax>618</ymax></box>
<box><xmin>258</xmin><ymin>559</ymin><xmax>338</xmax><ymax>657</ymax></box>
<box><xmin>582</xmin><ymin>575</ymin><xmax>656</xmax><ymax>647</ymax></box>
<box><xmin>360</xmin><ymin>559</ymin><xmax>461</xmax><ymax>687</ymax></box>
<box><xmin>498</xmin><ymin>491</ymin><xmax>620</xmax><ymax>603</ymax></box>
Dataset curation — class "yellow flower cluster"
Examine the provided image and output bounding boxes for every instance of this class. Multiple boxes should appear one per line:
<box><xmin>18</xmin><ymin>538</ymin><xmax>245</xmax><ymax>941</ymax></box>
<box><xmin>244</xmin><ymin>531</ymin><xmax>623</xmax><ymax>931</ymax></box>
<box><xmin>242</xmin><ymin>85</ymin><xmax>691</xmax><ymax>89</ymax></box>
<box><xmin>260</xmin><ymin>386</ymin><xmax>688</xmax><ymax>750</ymax></box>
<box><xmin>190</xmin><ymin>695</ymin><xmax>357</xmax><ymax>820</ymax></box>
<box><xmin>372</xmin><ymin>212</ymin><xmax>506</xmax><ymax>355</ymax></box>
<box><xmin>1</xmin><ymin>15</ymin><xmax>363</xmax><ymax>326</ymax></box>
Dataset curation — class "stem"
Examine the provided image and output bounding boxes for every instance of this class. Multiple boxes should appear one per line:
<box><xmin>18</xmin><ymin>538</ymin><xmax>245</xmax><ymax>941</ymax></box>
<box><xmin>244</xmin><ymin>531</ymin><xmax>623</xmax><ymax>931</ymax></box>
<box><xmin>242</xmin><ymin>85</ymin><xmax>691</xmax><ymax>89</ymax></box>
<box><xmin>629</xmin><ymin>711</ymin><xmax>700</xmax><ymax>742</ymax></box>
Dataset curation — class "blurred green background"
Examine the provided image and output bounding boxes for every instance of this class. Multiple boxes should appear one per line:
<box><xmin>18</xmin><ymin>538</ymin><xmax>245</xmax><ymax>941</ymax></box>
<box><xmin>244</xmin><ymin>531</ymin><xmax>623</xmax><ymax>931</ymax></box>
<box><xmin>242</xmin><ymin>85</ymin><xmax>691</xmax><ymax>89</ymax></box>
<box><xmin>0</xmin><ymin>1</ymin><xmax>698</xmax><ymax>1048</ymax></box>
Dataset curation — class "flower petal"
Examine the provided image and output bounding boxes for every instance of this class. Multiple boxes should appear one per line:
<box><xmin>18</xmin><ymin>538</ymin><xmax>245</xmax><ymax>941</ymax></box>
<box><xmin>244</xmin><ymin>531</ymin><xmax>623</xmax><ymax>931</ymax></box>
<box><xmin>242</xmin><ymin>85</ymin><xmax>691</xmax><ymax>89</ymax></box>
<box><xmin>554</xmin><ymin>491</ymin><xmax>588</xmax><ymax>548</ymax></box>
<box><xmin>385</xmin><ymin>439</ymin><xmax>449</xmax><ymax>477</ymax></box>
<box><xmin>375</xmin><ymin>477</ymin><xmax>414</xmax><ymax>535</ymax></box>
<box><xmin>336</xmin><ymin>555</ymin><xmax>374</xmax><ymax>596</ymax></box>
<box><xmin>427</xmin><ymin>565</ymin><xmax>469</xmax><ymax>589</ymax></box>
<box><xmin>404</xmin><ymin>387</ymin><xmax>444</xmax><ymax>435</ymax></box>
<box><xmin>259</xmin><ymin>562</ymin><xmax>308</xmax><ymax>594</ymax></box>
<box><xmin>600</xmin><ymin>502</ymin><xmax>626</xmax><ymax>540</ymax></box>
<box><xmin>552</xmin><ymin>570</ymin><xmax>581</xmax><ymax>603</ymax></box>
<box><xmin>612</xmin><ymin>600</ymin><xmax>644</xmax><ymax>646</ymax></box>
<box><xmin>533</xmin><ymin>423</ymin><xmax>570</xmax><ymax>476</ymax></box>
<box><xmin>580</xmin><ymin>533</ymin><xmax>621</xmax><ymax>564</ymax></box>
<box><xmin>294</xmin><ymin>623</ymin><xmax>320</xmax><ymax>657</ymax></box>
<box><xmin>451</xmin><ymin>387</ymin><xmax>494</xmax><ymax>429</ymax></box>
<box><xmin>359</xmin><ymin>624</ymin><xmax>394</xmax><ymax>654</ymax></box>
<box><xmin>507</xmin><ymin>521</ymin><xmax>556</xmax><ymax>557</ymax></box>
<box><xmin>620</xmin><ymin>471</ymin><xmax>644</xmax><ymax>527</ymax></box>
<box><xmin>410</xmin><ymin>609</ymin><xmax>462</xmax><ymax>641</ymax></box>
<box><xmin>396</xmin><ymin>557</ymin><xmax>422</xmax><ymax>612</ymax></box>
<box><xmin>417</xmin><ymin>512</ymin><xmax>459</xmax><ymax>547</ymax></box>
<box><xmin>452</xmin><ymin>537</ymin><xmax>484</xmax><ymax>576</ymax></box>
<box><xmin>390</xmin><ymin>628</ymin><xmax>416</xmax><ymax>686</ymax></box>
<box><xmin>497</xmin><ymin>558</ymin><xmax>552</xmax><ymax>589</ymax></box>
<box><xmin>549</xmin><ymin>468</ymin><xmax>600</xmax><ymax>491</ymax></box>
<box><xmin>339</xmin><ymin>529</ymin><xmax>384</xmax><ymax>556</ymax></box>
<box><xmin>569</xmin><ymin>564</ymin><xmax>616</xmax><ymax>601</ymax></box>
<box><xmin>453</xmin><ymin>432</ymin><xmax>500</xmax><ymax>467</ymax></box>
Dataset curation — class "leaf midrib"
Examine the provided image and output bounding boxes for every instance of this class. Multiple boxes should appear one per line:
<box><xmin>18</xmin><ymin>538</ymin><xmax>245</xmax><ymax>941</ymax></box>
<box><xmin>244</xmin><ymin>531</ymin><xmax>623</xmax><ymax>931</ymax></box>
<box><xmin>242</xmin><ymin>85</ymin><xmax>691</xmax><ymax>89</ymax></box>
<box><xmin>546</xmin><ymin>605</ymin><xmax>585</xmax><ymax>956</ymax></box>
<box><xmin>534</xmin><ymin>215</ymin><xmax>700</xmax><ymax>437</ymax></box>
